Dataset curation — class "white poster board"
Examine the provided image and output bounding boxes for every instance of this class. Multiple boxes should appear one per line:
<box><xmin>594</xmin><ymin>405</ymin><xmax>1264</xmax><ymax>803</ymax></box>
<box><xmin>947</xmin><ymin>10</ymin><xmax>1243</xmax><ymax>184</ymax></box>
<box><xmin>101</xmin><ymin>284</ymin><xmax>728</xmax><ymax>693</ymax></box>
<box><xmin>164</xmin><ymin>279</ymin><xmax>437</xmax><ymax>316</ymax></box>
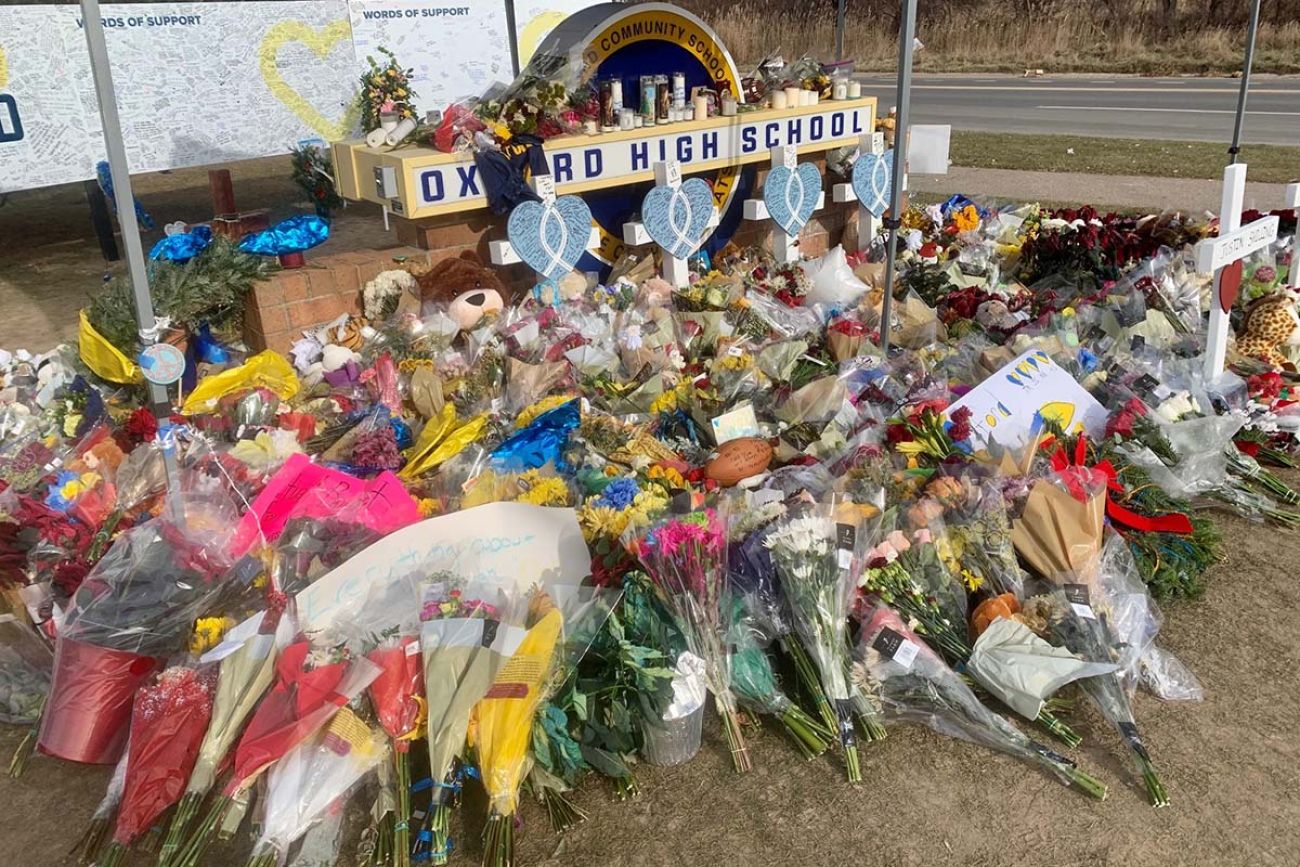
<box><xmin>0</xmin><ymin>7</ymin><xmax>95</xmax><ymax>191</ymax></box>
<box><xmin>348</xmin><ymin>0</ymin><xmax>513</xmax><ymax>112</ymax></box>
<box><xmin>947</xmin><ymin>348</ymin><xmax>1108</xmax><ymax>450</ymax></box>
<box><xmin>512</xmin><ymin>0</ymin><xmax>598</xmax><ymax>67</ymax></box>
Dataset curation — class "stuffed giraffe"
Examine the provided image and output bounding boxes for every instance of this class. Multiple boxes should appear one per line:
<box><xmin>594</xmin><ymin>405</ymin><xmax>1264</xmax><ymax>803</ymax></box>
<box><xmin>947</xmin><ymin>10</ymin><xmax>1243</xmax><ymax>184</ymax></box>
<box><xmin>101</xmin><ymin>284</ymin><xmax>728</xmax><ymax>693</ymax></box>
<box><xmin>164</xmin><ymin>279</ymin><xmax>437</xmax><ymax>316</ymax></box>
<box><xmin>1237</xmin><ymin>291</ymin><xmax>1300</xmax><ymax>368</ymax></box>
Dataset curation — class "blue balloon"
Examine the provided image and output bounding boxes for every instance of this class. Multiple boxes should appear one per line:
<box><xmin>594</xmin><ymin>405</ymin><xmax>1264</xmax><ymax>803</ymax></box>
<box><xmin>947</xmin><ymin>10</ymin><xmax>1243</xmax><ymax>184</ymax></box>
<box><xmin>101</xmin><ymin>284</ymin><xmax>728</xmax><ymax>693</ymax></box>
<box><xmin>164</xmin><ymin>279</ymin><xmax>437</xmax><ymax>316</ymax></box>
<box><xmin>238</xmin><ymin>215</ymin><xmax>330</xmax><ymax>256</ymax></box>
<box><xmin>489</xmin><ymin>399</ymin><xmax>580</xmax><ymax>472</ymax></box>
<box><xmin>192</xmin><ymin>322</ymin><xmax>230</xmax><ymax>364</ymax></box>
<box><xmin>149</xmin><ymin>225</ymin><xmax>213</xmax><ymax>263</ymax></box>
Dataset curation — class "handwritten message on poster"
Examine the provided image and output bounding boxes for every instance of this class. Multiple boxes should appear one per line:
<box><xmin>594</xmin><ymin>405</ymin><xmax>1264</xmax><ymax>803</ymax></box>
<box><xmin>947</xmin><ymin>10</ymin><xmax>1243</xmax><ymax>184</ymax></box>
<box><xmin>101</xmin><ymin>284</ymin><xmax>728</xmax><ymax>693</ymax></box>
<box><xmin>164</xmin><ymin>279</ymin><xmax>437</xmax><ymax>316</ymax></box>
<box><xmin>947</xmin><ymin>348</ymin><xmax>1108</xmax><ymax>449</ymax></box>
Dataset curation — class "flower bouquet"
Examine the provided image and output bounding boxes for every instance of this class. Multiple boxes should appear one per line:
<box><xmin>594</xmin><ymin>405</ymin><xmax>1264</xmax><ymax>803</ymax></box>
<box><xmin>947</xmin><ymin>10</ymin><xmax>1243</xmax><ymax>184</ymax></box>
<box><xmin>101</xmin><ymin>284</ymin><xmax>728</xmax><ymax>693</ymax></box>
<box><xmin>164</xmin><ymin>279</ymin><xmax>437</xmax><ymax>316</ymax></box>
<box><xmin>1012</xmin><ymin>472</ymin><xmax>1170</xmax><ymax>805</ymax></box>
<box><xmin>39</xmin><ymin>498</ymin><xmax>235</xmax><ymax>764</ymax></box>
<box><xmin>855</xmin><ymin>602</ymin><xmax>1107</xmax><ymax>800</ymax></box>
<box><xmin>474</xmin><ymin>595</ymin><xmax>565</xmax><ymax>867</ymax></box>
<box><xmin>159</xmin><ymin>606</ymin><xmax>286</xmax><ymax>866</ymax></box>
<box><xmin>629</xmin><ymin>508</ymin><xmax>752</xmax><ymax>773</ymax></box>
<box><xmin>169</xmin><ymin>640</ymin><xmax>380</xmax><ymax>867</ymax></box>
<box><xmin>245</xmin><ymin>707</ymin><xmax>388</xmax><ymax>867</ymax></box>
<box><xmin>765</xmin><ymin>500</ymin><xmax>878</xmax><ymax>783</ymax></box>
<box><xmin>95</xmin><ymin>665</ymin><xmax>215</xmax><ymax>867</ymax></box>
<box><xmin>420</xmin><ymin>577</ymin><xmax>524</xmax><ymax>864</ymax></box>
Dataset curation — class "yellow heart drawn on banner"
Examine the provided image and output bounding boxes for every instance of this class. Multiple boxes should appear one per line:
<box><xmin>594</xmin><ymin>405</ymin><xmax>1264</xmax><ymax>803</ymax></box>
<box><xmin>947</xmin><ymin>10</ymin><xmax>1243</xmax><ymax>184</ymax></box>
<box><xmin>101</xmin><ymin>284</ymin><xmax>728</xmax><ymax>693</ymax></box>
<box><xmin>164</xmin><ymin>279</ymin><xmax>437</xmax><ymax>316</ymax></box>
<box><xmin>259</xmin><ymin>20</ymin><xmax>352</xmax><ymax>141</ymax></box>
<box><xmin>0</xmin><ymin>46</ymin><xmax>10</xmax><ymax>89</ymax></box>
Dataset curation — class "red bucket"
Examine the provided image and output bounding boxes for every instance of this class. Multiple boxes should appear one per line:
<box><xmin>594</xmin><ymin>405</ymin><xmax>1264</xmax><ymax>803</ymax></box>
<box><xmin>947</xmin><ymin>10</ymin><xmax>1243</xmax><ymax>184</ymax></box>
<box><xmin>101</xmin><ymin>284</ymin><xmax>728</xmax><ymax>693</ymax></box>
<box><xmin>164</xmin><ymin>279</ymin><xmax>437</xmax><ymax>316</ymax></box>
<box><xmin>37</xmin><ymin>638</ymin><xmax>162</xmax><ymax>764</ymax></box>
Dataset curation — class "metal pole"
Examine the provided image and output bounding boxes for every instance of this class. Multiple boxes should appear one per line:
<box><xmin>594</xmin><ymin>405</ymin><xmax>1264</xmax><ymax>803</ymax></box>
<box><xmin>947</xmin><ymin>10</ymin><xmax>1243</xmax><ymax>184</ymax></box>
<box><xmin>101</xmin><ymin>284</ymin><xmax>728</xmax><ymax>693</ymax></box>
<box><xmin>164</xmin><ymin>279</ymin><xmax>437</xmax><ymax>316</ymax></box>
<box><xmin>835</xmin><ymin>0</ymin><xmax>847</xmax><ymax>61</ymax></box>
<box><xmin>1228</xmin><ymin>0</ymin><xmax>1262</xmax><ymax>165</ymax></box>
<box><xmin>879</xmin><ymin>0</ymin><xmax>917</xmax><ymax>356</ymax></box>
<box><xmin>79</xmin><ymin>0</ymin><xmax>180</xmax><ymax>490</ymax></box>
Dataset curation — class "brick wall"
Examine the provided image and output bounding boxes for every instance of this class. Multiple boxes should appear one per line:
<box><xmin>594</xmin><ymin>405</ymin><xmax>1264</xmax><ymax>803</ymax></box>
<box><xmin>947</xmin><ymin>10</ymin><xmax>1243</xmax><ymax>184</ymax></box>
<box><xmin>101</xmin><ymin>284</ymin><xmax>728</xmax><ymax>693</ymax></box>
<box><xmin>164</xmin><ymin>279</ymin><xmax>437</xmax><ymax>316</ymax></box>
<box><xmin>243</xmin><ymin>162</ymin><xmax>860</xmax><ymax>353</ymax></box>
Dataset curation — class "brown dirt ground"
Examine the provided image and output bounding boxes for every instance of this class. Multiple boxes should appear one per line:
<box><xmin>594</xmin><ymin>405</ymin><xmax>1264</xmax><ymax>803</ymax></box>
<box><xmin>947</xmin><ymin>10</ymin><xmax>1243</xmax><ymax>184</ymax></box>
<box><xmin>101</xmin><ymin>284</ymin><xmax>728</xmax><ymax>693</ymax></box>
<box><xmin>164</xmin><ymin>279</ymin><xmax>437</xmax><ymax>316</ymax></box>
<box><xmin>1</xmin><ymin>161</ymin><xmax>1299</xmax><ymax>867</ymax></box>
<box><xmin>0</xmin><ymin>487</ymin><xmax>1298</xmax><ymax>867</ymax></box>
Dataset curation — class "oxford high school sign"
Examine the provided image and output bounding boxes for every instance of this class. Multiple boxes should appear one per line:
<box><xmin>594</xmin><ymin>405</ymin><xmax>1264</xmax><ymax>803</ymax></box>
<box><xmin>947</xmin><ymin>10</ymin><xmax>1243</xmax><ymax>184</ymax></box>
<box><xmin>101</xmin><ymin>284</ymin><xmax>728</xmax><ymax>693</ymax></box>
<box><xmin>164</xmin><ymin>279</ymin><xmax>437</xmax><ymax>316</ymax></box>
<box><xmin>332</xmin><ymin>97</ymin><xmax>877</xmax><ymax>219</ymax></box>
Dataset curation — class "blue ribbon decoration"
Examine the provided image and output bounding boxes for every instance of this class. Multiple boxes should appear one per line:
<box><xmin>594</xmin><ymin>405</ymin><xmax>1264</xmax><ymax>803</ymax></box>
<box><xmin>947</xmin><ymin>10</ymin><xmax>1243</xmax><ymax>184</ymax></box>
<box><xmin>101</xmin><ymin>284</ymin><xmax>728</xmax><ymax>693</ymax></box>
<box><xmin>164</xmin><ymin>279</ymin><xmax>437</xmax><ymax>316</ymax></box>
<box><xmin>238</xmin><ymin>214</ymin><xmax>330</xmax><ymax>256</ymax></box>
<box><xmin>149</xmin><ymin>225</ymin><xmax>213</xmax><ymax>263</ymax></box>
<box><xmin>192</xmin><ymin>322</ymin><xmax>230</xmax><ymax>365</ymax></box>
<box><xmin>96</xmin><ymin>160</ymin><xmax>155</xmax><ymax>230</ymax></box>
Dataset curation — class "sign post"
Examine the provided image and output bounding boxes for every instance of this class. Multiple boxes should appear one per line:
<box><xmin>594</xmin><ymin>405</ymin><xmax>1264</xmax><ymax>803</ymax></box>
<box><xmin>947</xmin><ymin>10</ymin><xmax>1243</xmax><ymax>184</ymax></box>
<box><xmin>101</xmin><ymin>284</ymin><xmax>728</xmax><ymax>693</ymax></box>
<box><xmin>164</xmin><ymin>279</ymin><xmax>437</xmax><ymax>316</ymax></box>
<box><xmin>1196</xmin><ymin>163</ymin><xmax>1280</xmax><ymax>378</ymax></box>
<box><xmin>79</xmin><ymin>0</ymin><xmax>178</xmax><ymax>492</ymax></box>
<box><xmin>1288</xmin><ymin>183</ymin><xmax>1300</xmax><ymax>292</ymax></box>
<box><xmin>879</xmin><ymin>0</ymin><xmax>918</xmax><ymax>355</ymax></box>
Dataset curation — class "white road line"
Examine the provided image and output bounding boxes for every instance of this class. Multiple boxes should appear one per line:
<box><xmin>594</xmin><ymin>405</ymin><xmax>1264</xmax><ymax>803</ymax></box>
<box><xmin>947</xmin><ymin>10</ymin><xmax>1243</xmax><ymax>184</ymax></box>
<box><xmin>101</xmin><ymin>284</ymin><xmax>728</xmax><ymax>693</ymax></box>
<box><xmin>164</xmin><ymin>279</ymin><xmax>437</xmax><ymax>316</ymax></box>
<box><xmin>1038</xmin><ymin>104</ymin><xmax>1300</xmax><ymax>116</ymax></box>
<box><xmin>905</xmin><ymin>85</ymin><xmax>1297</xmax><ymax>94</ymax></box>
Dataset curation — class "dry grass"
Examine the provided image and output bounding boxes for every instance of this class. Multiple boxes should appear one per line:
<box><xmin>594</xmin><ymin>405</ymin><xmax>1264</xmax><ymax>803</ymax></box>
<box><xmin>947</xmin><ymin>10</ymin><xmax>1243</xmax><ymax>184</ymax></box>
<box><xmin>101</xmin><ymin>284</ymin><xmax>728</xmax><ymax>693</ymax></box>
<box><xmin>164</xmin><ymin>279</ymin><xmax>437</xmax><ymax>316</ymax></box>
<box><xmin>687</xmin><ymin>2</ymin><xmax>1300</xmax><ymax>75</ymax></box>
<box><xmin>949</xmin><ymin>131</ymin><xmax>1300</xmax><ymax>183</ymax></box>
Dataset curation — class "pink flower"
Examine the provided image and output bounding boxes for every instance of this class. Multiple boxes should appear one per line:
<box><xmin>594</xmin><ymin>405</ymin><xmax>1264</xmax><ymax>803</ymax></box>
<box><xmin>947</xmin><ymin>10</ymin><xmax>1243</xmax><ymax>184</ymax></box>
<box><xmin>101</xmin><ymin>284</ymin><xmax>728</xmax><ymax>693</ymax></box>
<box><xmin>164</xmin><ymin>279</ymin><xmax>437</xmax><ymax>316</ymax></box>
<box><xmin>884</xmin><ymin>530</ymin><xmax>911</xmax><ymax>554</ymax></box>
<box><xmin>914</xmin><ymin>528</ymin><xmax>932</xmax><ymax>545</ymax></box>
<box><xmin>866</xmin><ymin>541</ymin><xmax>898</xmax><ymax>566</ymax></box>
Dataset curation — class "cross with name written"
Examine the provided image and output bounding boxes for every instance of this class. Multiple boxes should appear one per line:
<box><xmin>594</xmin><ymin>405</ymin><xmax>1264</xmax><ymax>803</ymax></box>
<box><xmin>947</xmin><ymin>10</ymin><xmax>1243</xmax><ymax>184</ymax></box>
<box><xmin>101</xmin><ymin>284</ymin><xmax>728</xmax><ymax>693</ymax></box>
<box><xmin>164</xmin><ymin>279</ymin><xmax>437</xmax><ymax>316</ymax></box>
<box><xmin>1196</xmin><ymin>162</ymin><xmax>1281</xmax><ymax>378</ymax></box>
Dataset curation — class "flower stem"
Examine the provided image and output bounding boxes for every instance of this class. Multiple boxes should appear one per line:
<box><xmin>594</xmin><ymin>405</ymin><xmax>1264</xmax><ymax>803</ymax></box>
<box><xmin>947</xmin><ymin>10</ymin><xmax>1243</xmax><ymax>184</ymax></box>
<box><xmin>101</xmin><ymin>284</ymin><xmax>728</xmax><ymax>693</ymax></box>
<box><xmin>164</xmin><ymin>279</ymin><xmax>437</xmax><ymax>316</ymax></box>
<box><xmin>7</xmin><ymin>720</ymin><xmax>38</xmax><ymax>779</ymax></box>
<box><xmin>1063</xmin><ymin>765</ymin><xmax>1109</xmax><ymax>801</ymax></box>
<box><xmin>835</xmin><ymin>701</ymin><xmax>863</xmax><ymax>784</ymax></box>
<box><xmin>98</xmin><ymin>842</ymin><xmax>127</xmax><ymax>867</ymax></box>
<box><xmin>1034</xmin><ymin>708</ymin><xmax>1083</xmax><ymax>749</ymax></box>
<box><xmin>481</xmin><ymin>814</ymin><xmax>514</xmax><ymax>867</ymax></box>
<box><xmin>782</xmin><ymin>637</ymin><xmax>839</xmax><ymax>742</ymax></box>
<box><xmin>777</xmin><ymin>706</ymin><xmax>831</xmax><ymax>759</ymax></box>
<box><xmin>170</xmin><ymin>793</ymin><xmax>230</xmax><ymax>867</ymax></box>
<box><xmin>426</xmin><ymin>781</ymin><xmax>453</xmax><ymax>866</ymax></box>
<box><xmin>71</xmin><ymin>818</ymin><xmax>109</xmax><ymax>865</ymax></box>
<box><xmin>720</xmin><ymin>706</ymin><xmax>753</xmax><ymax>773</ymax></box>
<box><xmin>613</xmin><ymin>774</ymin><xmax>639</xmax><ymax>801</ymax></box>
<box><xmin>394</xmin><ymin>749</ymin><xmax>411</xmax><ymax>867</ymax></box>
<box><xmin>1138</xmin><ymin>756</ymin><xmax>1170</xmax><ymax>807</ymax></box>
<box><xmin>158</xmin><ymin>791</ymin><xmax>201</xmax><ymax>867</ymax></box>
<box><xmin>541</xmin><ymin>788</ymin><xmax>587</xmax><ymax>832</ymax></box>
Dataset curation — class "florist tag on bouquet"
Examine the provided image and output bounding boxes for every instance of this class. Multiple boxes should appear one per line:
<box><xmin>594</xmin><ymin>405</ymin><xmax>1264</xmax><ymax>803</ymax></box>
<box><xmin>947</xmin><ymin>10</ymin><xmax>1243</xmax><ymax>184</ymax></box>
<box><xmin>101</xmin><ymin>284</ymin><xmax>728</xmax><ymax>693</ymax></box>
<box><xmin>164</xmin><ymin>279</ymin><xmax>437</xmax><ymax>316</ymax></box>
<box><xmin>1063</xmin><ymin>584</ymin><xmax>1096</xmax><ymax>620</ymax></box>
<box><xmin>872</xmin><ymin>626</ymin><xmax>919</xmax><ymax>669</ymax></box>
<box><xmin>835</xmin><ymin>523</ymin><xmax>855</xmax><ymax>571</ymax></box>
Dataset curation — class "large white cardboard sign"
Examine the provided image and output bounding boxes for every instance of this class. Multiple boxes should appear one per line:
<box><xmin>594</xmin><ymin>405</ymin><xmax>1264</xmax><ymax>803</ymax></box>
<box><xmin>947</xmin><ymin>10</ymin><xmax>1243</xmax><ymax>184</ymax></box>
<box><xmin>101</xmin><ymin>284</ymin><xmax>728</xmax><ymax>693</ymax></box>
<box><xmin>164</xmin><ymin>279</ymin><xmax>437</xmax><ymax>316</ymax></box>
<box><xmin>948</xmin><ymin>348</ymin><xmax>1108</xmax><ymax>450</ymax></box>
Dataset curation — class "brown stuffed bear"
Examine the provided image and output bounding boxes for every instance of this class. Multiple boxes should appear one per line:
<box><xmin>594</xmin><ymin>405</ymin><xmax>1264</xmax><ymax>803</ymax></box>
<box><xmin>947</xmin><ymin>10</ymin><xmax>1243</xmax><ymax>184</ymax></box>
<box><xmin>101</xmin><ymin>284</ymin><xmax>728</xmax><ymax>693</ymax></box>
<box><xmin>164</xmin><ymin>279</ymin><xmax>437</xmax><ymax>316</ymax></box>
<box><xmin>416</xmin><ymin>250</ymin><xmax>513</xmax><ymax>329</ymax></box>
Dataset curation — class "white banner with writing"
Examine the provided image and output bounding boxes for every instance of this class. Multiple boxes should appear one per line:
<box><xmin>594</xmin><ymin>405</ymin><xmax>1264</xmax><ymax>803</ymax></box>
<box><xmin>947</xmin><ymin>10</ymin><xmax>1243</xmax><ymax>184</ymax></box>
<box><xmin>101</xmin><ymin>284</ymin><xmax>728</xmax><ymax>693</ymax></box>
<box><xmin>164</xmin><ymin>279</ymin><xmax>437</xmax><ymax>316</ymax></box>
<box><xmin>0</xmin><ymin>0</ymin><xmax>598</xmax><ymax>193</ymax></box>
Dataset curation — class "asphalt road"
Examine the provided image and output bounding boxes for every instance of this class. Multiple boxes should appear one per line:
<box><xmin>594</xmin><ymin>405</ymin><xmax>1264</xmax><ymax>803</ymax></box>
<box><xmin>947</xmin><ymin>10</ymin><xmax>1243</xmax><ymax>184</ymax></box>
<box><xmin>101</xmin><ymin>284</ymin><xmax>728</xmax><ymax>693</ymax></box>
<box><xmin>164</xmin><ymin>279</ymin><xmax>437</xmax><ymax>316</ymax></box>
<box><xmin>856</xmin><ymin>75</ymin><xmax>1300</xmax><ymax>145</ymax></box>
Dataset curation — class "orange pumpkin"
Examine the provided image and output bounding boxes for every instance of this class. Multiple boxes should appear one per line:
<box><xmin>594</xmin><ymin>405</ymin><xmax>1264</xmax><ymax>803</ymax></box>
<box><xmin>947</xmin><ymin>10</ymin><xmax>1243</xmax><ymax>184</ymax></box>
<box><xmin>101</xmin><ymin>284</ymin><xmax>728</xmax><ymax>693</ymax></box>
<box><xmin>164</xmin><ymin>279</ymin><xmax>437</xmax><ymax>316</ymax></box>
<box><xmin>971</xmin><ymin>593</ymin><xmax>1020</xmax><ymax>637</ymax></box>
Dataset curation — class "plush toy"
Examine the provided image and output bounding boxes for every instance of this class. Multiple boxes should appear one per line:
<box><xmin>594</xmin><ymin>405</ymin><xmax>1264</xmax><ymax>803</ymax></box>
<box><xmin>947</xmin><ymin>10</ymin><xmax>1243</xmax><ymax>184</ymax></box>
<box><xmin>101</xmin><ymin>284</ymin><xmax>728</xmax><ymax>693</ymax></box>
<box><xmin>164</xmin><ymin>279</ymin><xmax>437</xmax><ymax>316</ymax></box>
<box><xmin>416</xmin><ymin>250</ymin><xmax>512</xmax><ymax>329</ymax></box>
<box><xmin>1237</xmin><ymin>290</ymin><xmax>1300</xmax><ymax>369</ymax></box>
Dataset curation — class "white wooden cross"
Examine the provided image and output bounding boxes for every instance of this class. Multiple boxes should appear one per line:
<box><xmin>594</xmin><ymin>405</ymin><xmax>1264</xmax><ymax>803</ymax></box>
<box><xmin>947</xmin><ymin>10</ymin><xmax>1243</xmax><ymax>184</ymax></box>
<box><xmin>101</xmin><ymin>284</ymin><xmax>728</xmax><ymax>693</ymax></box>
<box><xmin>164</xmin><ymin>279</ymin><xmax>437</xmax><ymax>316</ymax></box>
<box><xmin>832</xmin><ymin>132</ymin><xmax>888</xmax><ymax>253</ymax></box>
<box><xmin>622</xmin><ymin>160</ymin><xmax>719</xmax><ymax>288</ymax></box>
<box><xmin>1288</xmin><ymin>183</ymin><xmax>1300</xmax><ymax>292</ymax></box>
<box><xmin>486</xmin><ymin>173</ymin><xmax>600</xmax><ymax>279</ymax></box>
<box><xmin>741</xmin><ymin>145</ymin><xmax>827</xmax><ymax>265</ymax></box>
<box><xmin>1196</xmin><ymin>162</ymin><xmax>1281</xmax><ymax>379</ymax></box>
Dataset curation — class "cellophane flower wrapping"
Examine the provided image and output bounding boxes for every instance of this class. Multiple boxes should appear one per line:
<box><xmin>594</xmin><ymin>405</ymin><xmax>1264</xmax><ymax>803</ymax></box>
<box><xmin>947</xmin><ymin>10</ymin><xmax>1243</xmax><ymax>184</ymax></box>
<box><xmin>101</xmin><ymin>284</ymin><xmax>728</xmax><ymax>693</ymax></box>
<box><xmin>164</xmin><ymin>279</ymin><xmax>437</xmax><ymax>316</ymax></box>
<box><xmin>856</xmin><ymin>603</ymin><xmax>1103</xmax><ymax>799</ymax></box>
<box><xmin>474</xmin><ymin>597</ymin><xmax>565</xmax><ymax>819</ymax></box>
<box><xmin>250</xmin><ymin>707</ymin><xmax>388</xmax><ymax>858</ymax></box>
<box><xmin>111</xmin><ymin>666</ymin><xmax>215</xmax><ymax>846</ymax></box>
<box><xmin>226</xmin><ymin>642</ymin><xmax>380</xmax><ymax>795</ymax></box>
<box><xmin>629</xmin><ymin>507</ymin><xmax>751</xmax><ymax>770</ymax></box>
<box><xmin>0</xmin><ymin>614</ymin><xmax>51</xmax><ymax>724</ymax></box>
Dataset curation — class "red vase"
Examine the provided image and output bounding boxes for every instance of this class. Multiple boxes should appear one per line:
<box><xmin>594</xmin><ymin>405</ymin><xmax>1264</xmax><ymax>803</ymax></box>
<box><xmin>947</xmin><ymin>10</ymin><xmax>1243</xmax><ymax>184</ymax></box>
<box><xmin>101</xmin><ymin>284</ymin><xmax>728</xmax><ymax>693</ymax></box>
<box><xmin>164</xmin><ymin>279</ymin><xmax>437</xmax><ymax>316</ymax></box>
<box><xmin>37</xmin><ymin>638</ymin><xmax>162</xmax><ymax>764</ymax></box>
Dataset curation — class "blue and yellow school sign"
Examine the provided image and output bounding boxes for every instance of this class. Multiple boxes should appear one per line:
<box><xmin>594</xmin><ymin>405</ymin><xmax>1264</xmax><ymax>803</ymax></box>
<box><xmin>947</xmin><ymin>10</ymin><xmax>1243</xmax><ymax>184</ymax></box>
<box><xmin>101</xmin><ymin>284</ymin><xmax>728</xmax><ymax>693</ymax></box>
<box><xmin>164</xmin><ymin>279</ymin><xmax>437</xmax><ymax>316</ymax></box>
<box><xmin>332</xmin><ymin>3</ymin><xmax>876</xmax><ymax>264</ymax></box>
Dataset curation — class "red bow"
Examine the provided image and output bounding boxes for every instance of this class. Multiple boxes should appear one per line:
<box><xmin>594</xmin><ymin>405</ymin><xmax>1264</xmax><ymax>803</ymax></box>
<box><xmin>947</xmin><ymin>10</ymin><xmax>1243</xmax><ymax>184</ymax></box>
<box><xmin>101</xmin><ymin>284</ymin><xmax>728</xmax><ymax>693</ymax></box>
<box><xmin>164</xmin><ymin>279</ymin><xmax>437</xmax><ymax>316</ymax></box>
<box><xmin>1050</xmin><ymin>436</ymin><xmax>1194</xmax><ymax>535</ymax></box>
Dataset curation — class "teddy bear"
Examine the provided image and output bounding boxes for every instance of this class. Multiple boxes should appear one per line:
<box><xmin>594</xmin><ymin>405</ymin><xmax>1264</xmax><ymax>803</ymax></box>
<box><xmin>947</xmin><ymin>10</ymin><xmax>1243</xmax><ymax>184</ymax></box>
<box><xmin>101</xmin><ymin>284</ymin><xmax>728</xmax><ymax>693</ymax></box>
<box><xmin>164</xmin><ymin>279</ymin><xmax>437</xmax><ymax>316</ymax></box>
<box><xmin>1237</xmin><ymin>290</ymin><xmax>1300</xmax><ymax>369</ymax></box>
<box><xmin>415</xmin><ymin>250</ymin><xmax>515</xmax><ymax>330</ymax></box>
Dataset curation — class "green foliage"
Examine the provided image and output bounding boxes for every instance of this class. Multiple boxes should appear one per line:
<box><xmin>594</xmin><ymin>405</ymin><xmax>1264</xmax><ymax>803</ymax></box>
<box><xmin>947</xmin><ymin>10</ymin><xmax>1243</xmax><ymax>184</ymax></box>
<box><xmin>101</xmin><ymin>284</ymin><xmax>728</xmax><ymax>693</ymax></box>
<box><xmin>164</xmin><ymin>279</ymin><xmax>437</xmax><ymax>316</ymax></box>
<box><xmin>290</xmin><ymin>144</ymin><xmax>344</xmax><ymax>213</ymax></box>
<box><xmin>899</xmin><ymin>262</ymin><xmax>955</xmax><ymax>307</ymax></box>
<box><xmin>85</xmin><ymin>237</ymin><xmax>277</xmax><ymax>354</ymax></box>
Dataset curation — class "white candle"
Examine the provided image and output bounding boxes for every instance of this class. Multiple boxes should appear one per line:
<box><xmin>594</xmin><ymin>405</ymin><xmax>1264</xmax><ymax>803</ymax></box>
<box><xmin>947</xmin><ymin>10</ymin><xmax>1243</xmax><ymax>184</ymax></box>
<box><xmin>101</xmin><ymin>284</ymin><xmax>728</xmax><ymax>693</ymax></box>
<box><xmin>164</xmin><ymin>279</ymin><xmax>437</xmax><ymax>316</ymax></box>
<box><xmin>848</xmin><ymin>80</ymin><xmax>862</xmax><ymax>99</ymax></box>
<box><xmin>384</xmin><ymin>116</ymin><xmax>418</xmax><ymax>146</ymax></box>
<box><xmin>771</xmin><ymin>90</ymin><xmax>788</xmax><ymax>110</ymax></box>
<box><xmin>721</xmin><ymin>93</ymin><xmax>737</xmax><ymax>116</ymax></box>
<box><xmin>583</xmin><ymin>119</ymin><xmax>599</xmax><ymax>135</ymax></box>
<box><xmin>693</xmin><ymin>94</ymin><xmax>708</xmax><ymax>121</ymax></box>
<box><xmin>633</xmin><ymin>114</ymin><xmax>644</xmax><ymax>128</ymax></box>
<box><xmin>833</xmin><ymin>79</ymin><xmax>848</xmax><ymax>100</ymax></box>
<box><xmin>783</xmin><ymin>86</ymin><xmax>800</xmax><ymax>108</ymax></box>
<box><xmin>619</xmin><ymin>108</ymin><xmax>634</xmax><ymax>130</ymax></box>
<box><xmin>807</xmin><ymin>90</ymin><xmax>819</xmax><ymax>106</ymax></box>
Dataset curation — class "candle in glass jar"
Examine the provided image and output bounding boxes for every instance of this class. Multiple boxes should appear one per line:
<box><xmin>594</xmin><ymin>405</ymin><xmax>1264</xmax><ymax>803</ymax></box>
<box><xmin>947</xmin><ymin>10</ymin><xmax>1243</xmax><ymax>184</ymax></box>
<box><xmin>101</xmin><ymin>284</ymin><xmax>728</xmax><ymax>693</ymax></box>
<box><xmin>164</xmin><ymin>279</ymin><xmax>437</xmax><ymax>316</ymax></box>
<box><xmin>848</xmin><ymin>80</ymin><xmax>862</xmax><ymax>99</ymax></box>
<box><xmin>721</xmin><ymin>93</ymin><xmax>737</xmax><ymax>116</ymax></box>
<box><xmin>807</xmin><ymin>90</ymin><xmax>819</xmax><ymax>106</ymax></box>
<box><xmin>833</xmin><ymin>79</ymin><xmax>848</xmax><ymax>100</ymax></box>
<box><xmin>619</xmin><ymin>108</ymin><xmax>634</xmax><ymax>130</ymax></box>
<box><xmin>771</xmin><ymin>90</ymin><xmax>788</xmax><ymax>110</ymax></box>
<box><xmin>783</xmin><ymin>86</ymin><xmax>800</xmax><ymax>108</ymax></box>
<box><xmin>583</xmin><ymin>119</ymin><xmax>599</xmax><ymax>135</ymax></box>
<box><xmin>693</xmin><ymin>94</ymin><xmax>708</xmax><ymax>121</ymax></box>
